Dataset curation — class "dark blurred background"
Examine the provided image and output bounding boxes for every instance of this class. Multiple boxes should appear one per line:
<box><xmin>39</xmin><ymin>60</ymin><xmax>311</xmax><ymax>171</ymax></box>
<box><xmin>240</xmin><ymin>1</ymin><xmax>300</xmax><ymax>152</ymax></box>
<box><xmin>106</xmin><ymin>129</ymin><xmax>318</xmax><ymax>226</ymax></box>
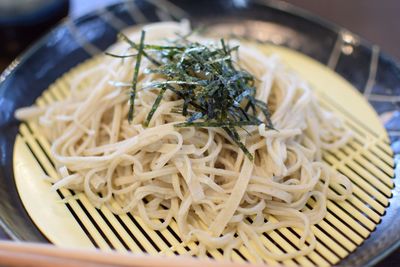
<box><xmin>0</xmin><ymin>0</ymin><xmax>398</xmax><ymax>265</ymax></box>
<box><xmin>0</xmin><ymin>0</ymin><xmax>399</xmax><ymax>72</ymax></box>
<box><xmin>284</xmin><ymin>0</ymin><xmax>400</xmax><ymax>60</ymax></box>
<box><xmin>0</xmin><ymin>0</ymin><xmax>69</xmax><ymax>71</ymax></box>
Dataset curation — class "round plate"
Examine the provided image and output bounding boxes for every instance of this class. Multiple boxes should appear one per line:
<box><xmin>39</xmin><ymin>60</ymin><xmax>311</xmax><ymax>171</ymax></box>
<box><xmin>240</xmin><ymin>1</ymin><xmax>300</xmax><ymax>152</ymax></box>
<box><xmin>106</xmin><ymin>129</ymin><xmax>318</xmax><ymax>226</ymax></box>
<box><xmin>1</xmin><ymin>0</ymin><xmax>400</xmax><ymax>266</ymax></box>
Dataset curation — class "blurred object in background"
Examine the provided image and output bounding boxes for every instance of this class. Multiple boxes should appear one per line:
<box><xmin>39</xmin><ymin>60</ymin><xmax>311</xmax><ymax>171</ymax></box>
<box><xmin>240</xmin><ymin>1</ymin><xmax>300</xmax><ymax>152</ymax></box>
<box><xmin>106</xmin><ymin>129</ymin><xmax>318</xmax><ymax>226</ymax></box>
<box><xmin>0</xmin><ymin>0</ymin><xmax>399</xmax><ymax>73</ymax></box>
<box><xmin>69</xmin><ymin>0</ymin><xmax>119</xmax><ymax>18</ymax></box>
<box><xmin>283</xmin><ymin>0</ymin><xmax>400</xmax><ymax>61</ymax></box>
<box><xmin>0</xmin><ymin>0</ymin><xmax>69</xmax><ymax>70</ymax></box>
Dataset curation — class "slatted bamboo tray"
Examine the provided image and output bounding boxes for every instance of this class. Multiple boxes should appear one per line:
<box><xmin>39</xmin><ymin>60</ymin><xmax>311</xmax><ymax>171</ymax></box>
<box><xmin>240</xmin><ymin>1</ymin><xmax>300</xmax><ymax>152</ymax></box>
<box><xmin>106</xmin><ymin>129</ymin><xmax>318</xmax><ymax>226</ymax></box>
<box><xmin>12</xmin><ymin>44</ymin><xmax>394</xmax><ymax>267</ymax></box>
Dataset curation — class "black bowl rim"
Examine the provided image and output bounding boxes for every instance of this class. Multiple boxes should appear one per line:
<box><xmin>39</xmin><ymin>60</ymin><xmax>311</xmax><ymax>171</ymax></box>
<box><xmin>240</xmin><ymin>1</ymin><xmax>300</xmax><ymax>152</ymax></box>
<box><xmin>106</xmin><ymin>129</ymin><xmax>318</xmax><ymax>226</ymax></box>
<box><xmin>0</xmin><ymin>0</ymin><xmax>399</xmax><ymax>266</ymax></box>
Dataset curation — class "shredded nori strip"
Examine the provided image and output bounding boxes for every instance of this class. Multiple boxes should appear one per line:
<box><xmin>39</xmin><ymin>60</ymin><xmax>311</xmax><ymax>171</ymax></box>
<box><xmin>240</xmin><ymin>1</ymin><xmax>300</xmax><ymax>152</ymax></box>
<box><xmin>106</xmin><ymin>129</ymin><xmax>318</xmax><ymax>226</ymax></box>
<box><xmin>108</xmin><ymin>30</ymin><xmax>275</xmax><ymax>159</ymax></box>
<box><xmin>144</xmin><ymin>85</ymin><xmax>167</xmax><ymax>127</ymax></box>
<box><xmin>127</xmin><ymin>30</ymin><xmax>146</xmax><ymax>123</ymax></box>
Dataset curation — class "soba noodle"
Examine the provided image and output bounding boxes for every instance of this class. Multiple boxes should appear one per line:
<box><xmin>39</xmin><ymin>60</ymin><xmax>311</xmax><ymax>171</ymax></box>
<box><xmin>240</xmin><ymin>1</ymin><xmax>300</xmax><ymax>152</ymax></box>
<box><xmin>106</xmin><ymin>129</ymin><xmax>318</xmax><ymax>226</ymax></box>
<box><xmin>15</xmin><ymin>21</ymin><xmax>352</xmax><ymax>261</ymax></box>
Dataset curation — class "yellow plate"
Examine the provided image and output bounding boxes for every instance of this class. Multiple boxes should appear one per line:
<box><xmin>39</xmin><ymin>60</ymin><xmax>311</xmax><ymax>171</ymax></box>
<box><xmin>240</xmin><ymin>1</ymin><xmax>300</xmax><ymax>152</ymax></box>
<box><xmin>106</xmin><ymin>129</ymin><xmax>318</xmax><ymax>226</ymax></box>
<box><xmin>13</xmin><ymin>45</ymin><xmax>394</xmax><ymax>266</ymax></box>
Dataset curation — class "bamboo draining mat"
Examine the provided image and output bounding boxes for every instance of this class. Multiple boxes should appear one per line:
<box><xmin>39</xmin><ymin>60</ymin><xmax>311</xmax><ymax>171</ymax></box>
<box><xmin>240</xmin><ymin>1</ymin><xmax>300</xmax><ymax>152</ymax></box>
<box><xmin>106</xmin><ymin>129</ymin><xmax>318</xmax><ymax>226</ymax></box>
<box><xmin>13</xmin><ymin>45</ymin><xmax>394</xmax><ymax>267</ymax></box>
